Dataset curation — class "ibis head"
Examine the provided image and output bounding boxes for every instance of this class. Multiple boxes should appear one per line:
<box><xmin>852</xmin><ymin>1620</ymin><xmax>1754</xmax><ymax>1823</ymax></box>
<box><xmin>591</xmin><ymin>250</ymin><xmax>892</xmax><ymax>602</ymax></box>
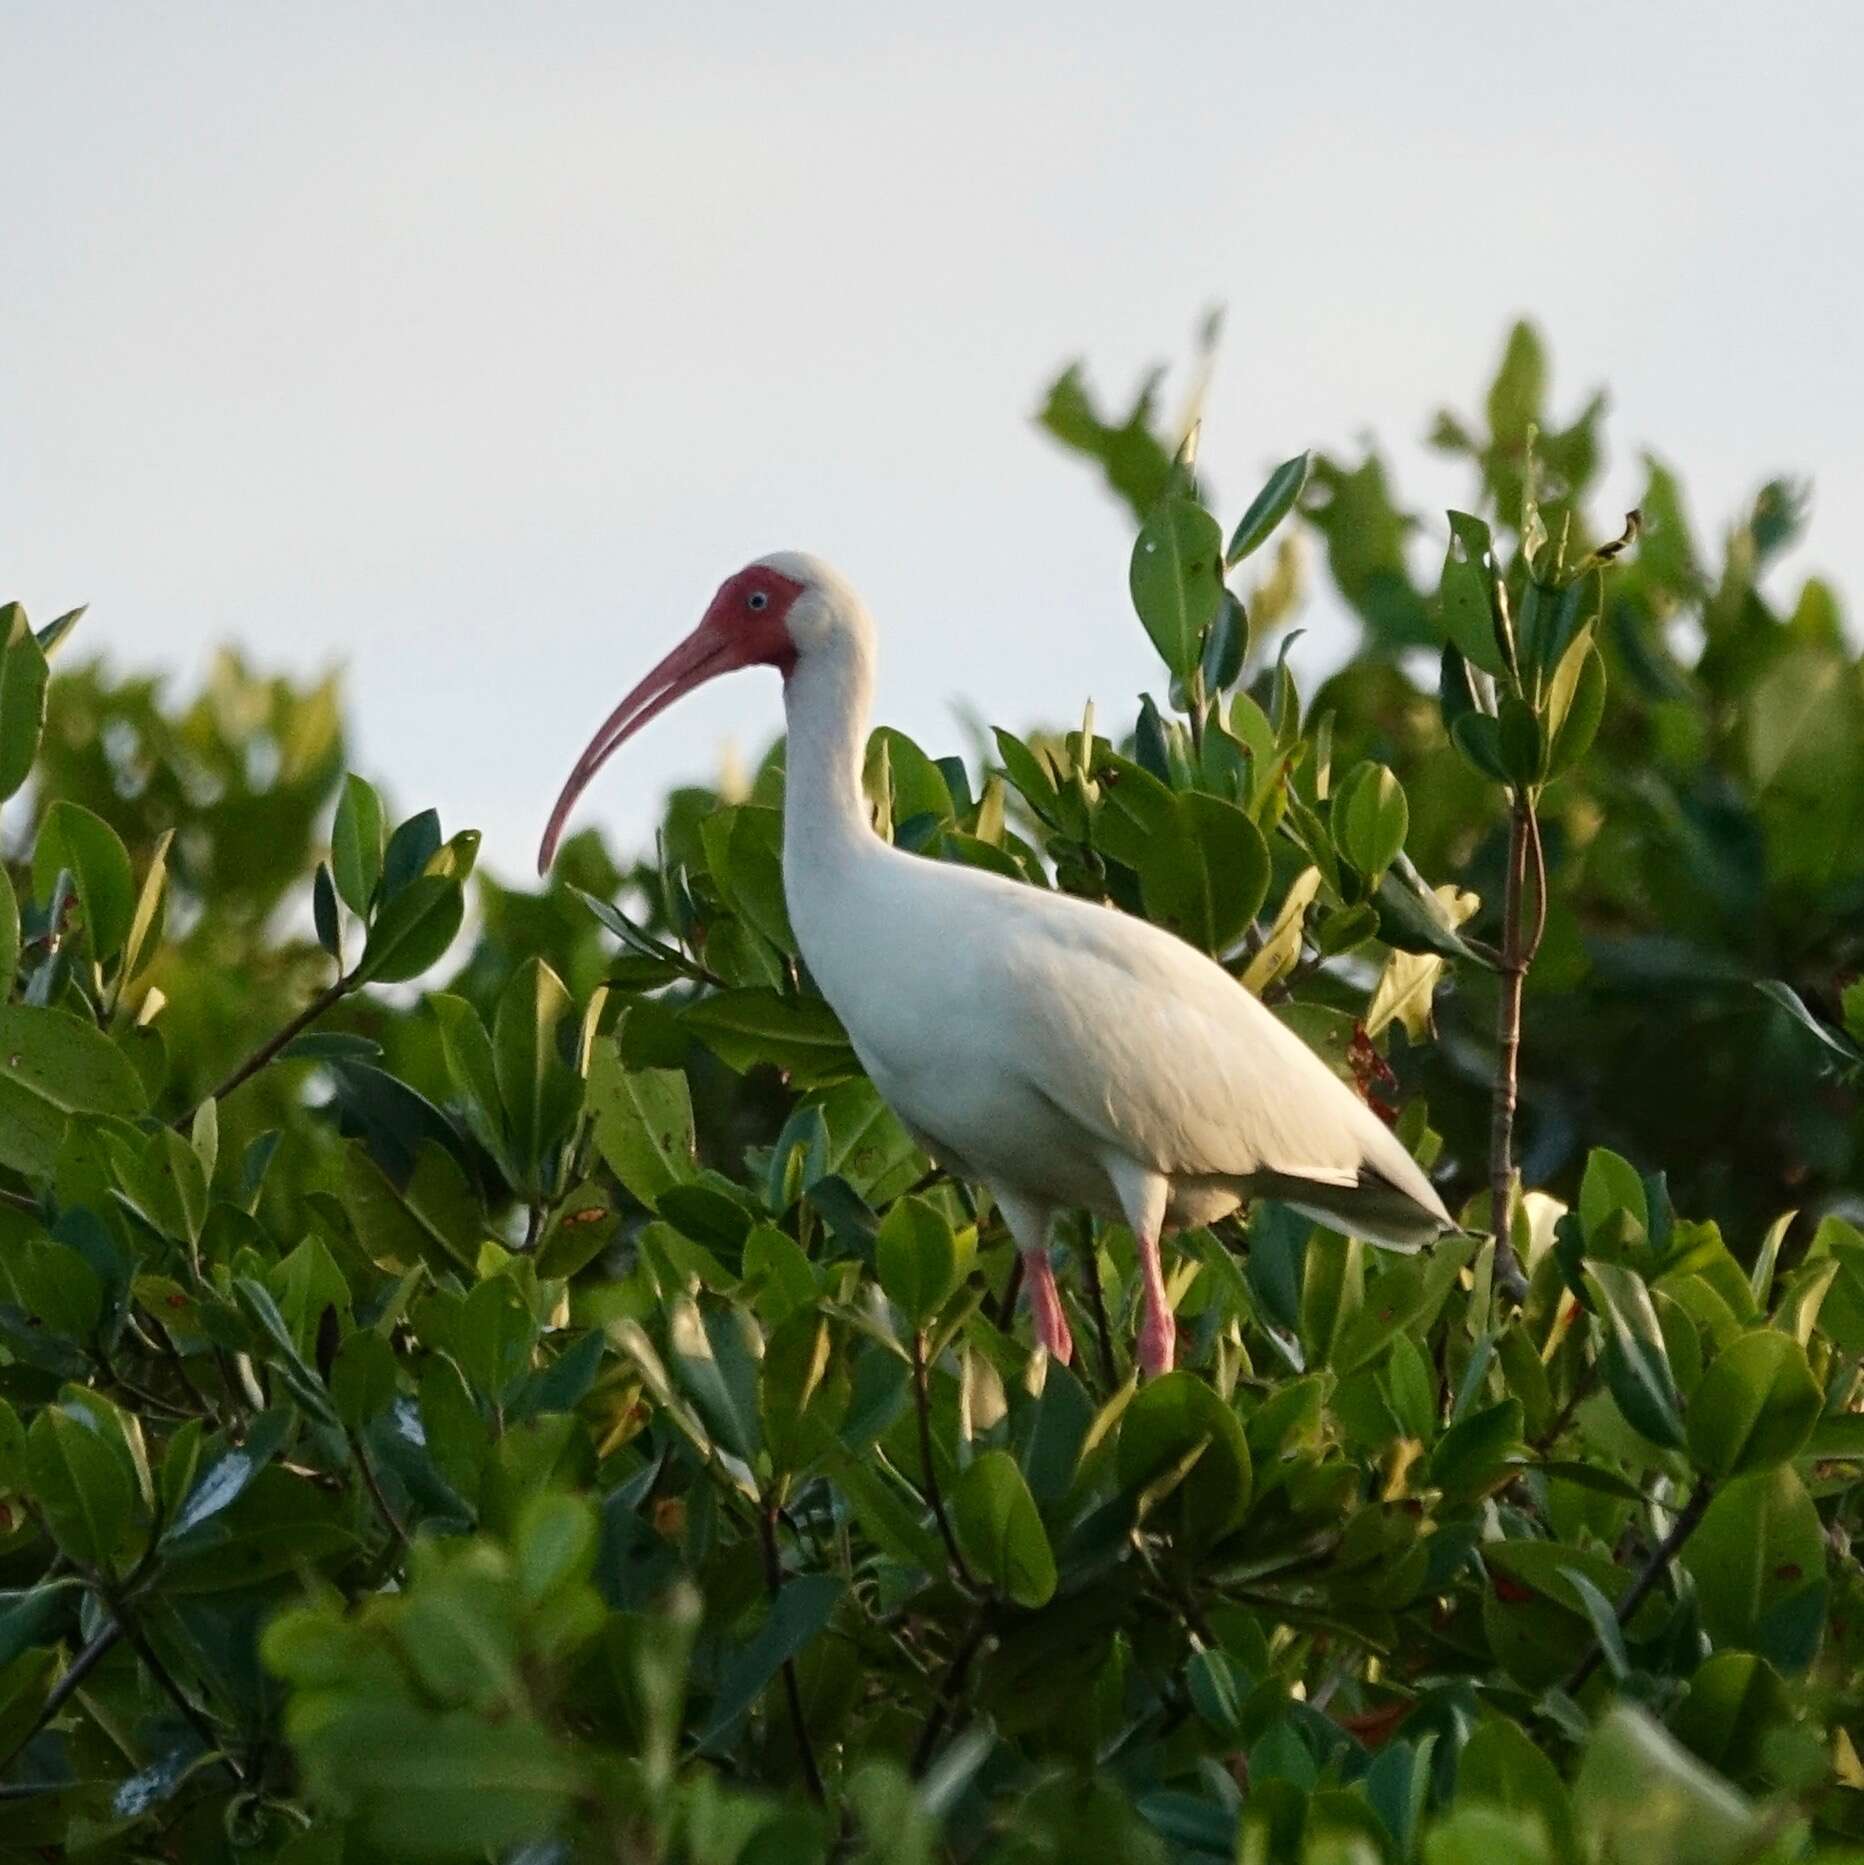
<box><xmin>537</xmin><ymin>552</ymin><xmax>873</xmax><ymax>875</ymax></box>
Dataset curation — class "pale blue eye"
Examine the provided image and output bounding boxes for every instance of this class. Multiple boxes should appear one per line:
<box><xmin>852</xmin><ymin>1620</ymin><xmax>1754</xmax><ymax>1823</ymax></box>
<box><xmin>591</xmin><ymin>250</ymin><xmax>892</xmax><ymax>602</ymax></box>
<box><xmin>748</xmin><ymin>590</ymin><xmax>769</xmax><ymax>611</ymax></box>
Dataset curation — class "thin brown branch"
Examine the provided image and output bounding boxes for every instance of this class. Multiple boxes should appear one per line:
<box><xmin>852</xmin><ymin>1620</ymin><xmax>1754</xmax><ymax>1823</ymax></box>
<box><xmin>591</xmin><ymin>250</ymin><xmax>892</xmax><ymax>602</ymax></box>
<box><xmin>1564</xmin><ymin>1476</ymin><xmax>1715</xmax><ymax>1697</ymax></box>
<box><xmin>1487</xmin><ymin>797</ymin><xmax>1533</xmax><ymax>1304</ymax></box>
<box><xmin>105</xmin><ymin>1594</ymin><xmax>246</xmax><ymax>1783</ymax></box>
<box><xmin>348</xmin><ymin>1428</ymin><xmax>411</xmax><ymax>1561</ymax></box>
<box><xmin>1077</xmin><ymin>1221</ymin><xmax>1118</xmax><ymax>1391</ymax></box>
<box><xmin>757</xmin><ymin>1503</ymin><xmax>824</xmax><ymax>1803</ymax></box>
<box><xmin>911</xmin><ymin>1330</ymin><xmax>976</xmax><ymax>1593</ymax></box>
<box><xmin>910</xmin><ymin>1605</ymin><xmax>992</xmax><ymax>1778</ymax></box>
<box><xmin>0</xmin><ymin>1622</ymin><xmax>121</xmax><ymax>1779</ymax></box>
<box><xmin>180</xmin><ymin>971</ymin><xmax>352</xmax><ymax>1128</ymax></box>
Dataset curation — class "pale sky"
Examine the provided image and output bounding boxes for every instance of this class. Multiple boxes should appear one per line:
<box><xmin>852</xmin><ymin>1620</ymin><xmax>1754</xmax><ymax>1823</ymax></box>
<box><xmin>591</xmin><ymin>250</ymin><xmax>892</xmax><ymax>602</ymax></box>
<box><xmin>5</xmin><ymin>3</ymin><xmax>1859</xmax><ymax>871</ymax></box>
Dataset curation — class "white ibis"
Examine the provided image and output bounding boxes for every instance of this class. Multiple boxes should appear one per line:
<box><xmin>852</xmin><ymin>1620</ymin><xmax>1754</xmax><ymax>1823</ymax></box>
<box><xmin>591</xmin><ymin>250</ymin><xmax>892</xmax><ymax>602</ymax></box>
<box><xmin>540</xmin><ymin>553</ymin><xmax>1454</xmax><ymax>1375</ymax></box>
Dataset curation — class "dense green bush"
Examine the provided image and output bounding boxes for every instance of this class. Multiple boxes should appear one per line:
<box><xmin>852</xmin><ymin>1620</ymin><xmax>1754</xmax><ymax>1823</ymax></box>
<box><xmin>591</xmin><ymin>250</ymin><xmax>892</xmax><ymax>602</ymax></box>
<box><xmin>1</xmin><ymin>325</ymin><xmax>1860</xmax><ymax>1862</ymax></box>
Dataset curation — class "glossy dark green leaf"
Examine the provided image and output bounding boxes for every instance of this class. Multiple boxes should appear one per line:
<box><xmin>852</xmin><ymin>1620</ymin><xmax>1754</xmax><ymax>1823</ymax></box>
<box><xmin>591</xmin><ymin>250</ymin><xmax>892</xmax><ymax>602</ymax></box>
<box><xmin>330</xmin><ymin>773</ymin><xmax>387</xmax><ymax>917</ymax></box>
<box><xmin>32</xmin><ymin>800</ymin><xmax>135</xmax><ymax>963</ymax></box>
<box><xmin>679</xmin><ymin>989</ymin><xmax>858</xmax><ymax>1088</ymax></box>
<box><xmin>587</xmin><ymin>1045</ymin><xmax>694</xmax><ymax>1209</ymax></box>
<box><xmin>951</xmin><ymin>1450</ymin><xmax>1057</xmax><ymax>1608</ymax></box>
<box><xmin>1116</xmin><ymin>1370</ymin><xmax>1251</xmax><ymax>1550</ymax></box>
<box><xmin>875</xmin><ymin>1194</ymin><xmax>962</xmax><ymax>1329</ymax></box>
<box><xmin>1585</xmin><ymin>1263</ymin><xmax>1686</xmax><ymax>1449</ymax></box>
<box><xmin>378</xmin><ymin>808</ymin><xmax>441</xmax><ymax>905</ymax></box>
<box><xmin>494</xmin><ymin>958</ymin><xmax>579</xmax><ymax>1190</ymax></box>
<box><xmin>313</xmin><ymin>861</ymin><xmax>343</xmax><ymax>963</ymax></box>
<box><xmin>0</xmin><ymin>1005</ymin><xmax>147</xmax><ymax>1177</ymax></box>
<box><xmin>1685</xmin><ymin>1329</ymin><xmax>1821</xmax><ymax>1477</ymax></box>
<box><xmin>1131</xmin><ymin>498</ymin><xmax>1225</xmax><ymax>678</ymax></box>
<box><xmin>1679</xmin><ymin>1468</ymin><xmax>1825</xmax><ymax>1669</ymax></box>
<box><xmin>1330</xmin><ymin>761</ymin><xmax>1409</xmax><ymax>878</ymax></box>
<box><xmin>1438</xmin><ymin>513</ymin><xmax>1508</xmax><ymax>676</ymax></box>
<box><xmin>353</xmin><ymin>874</ymin><xmax>465</xmax><ymax>985</ymax></box>
<box><xmin>0</xmin><ymin>605</ymin><xmax>50</xmax><ymax>804</ymax></box>
<box><xmin>1138</xmin><ymin>792</ymin><xmax>1269</xmax><ymax>953</ymax></box>
<box><xmin>0</xmin><ymin>866</ymin><xmax>17</xmax><ymax>998</ymax></box>
<box><xmin>1226</xmin><ymin>452</ymin><xmax>1311</xmax><ymax>567</ymax></box>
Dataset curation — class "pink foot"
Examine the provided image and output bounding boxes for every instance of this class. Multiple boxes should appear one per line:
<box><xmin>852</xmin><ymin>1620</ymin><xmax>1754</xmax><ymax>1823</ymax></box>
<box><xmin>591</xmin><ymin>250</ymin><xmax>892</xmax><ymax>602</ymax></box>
<box><xmin>1139</xmin><ymin>1303</ymin><xmax>1176</xmax><ymax>1377</ymax></box>
<box><xmin>1023</xmin><ymin>1250</ymin><xmax>1074</xmax><ymax>1363</ymax></box>
<box><xmin>1136</xmin><ymin>1229</ymin><xmax>1175</xmax><ymax>1375</ymax></box>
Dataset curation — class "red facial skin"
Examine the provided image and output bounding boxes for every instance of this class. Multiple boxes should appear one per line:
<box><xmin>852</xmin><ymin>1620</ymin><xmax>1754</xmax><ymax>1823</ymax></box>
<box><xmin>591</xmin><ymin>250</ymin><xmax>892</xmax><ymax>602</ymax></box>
<box><xmin>537</xmin><ymin>564</ymin><xmax>804</xmax><ymax>874</ymax></box>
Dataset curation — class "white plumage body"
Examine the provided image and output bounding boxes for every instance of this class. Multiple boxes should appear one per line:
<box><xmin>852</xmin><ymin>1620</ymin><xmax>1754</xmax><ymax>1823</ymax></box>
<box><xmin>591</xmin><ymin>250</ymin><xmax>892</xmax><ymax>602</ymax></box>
<box><xmin>543</xmin><ymin>548</ymin><xmax>1455</xmax><ymax>1374</ymax></box>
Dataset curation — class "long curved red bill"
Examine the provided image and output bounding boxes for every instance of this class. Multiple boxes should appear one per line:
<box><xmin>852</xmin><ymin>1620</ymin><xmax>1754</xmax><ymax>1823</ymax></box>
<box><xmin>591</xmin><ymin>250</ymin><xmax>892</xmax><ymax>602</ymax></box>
<box><xmin>537</xmin><ymin>620</ymin><xmax>743</xmax><ymax>875</ymax></box>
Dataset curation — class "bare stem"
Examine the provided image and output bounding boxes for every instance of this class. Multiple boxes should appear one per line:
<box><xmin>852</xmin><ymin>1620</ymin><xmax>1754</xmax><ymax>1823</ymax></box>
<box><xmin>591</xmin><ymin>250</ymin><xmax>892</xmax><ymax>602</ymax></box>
<box><xmin>1077</xmin><ymin>1221</ymin><xmax>1118</xmax><ymax>1391</ymax></box>
<box><xmin>181</xmin><ymin>971</ymin><xmax>353</xmax><ymax>1127</ymax></box>
<box><xmin>1488</xmin><ymin>795</ymin><xmax>1538</xmax><ymax>1304</ymax></box>
<box><xmin>106</xmin><ymin>1595</ymin><xmax>246</xmax><ymax>1782</ymax></box>
<box><xmin>0</xmin><ymin>1623</ymin><xmax>122</xmax><ymax>1779</ymax></box>
<box><xmin>348</xmin><ymin>1428</ymin><xmax>411</xmax><ymax>1562</ymax></box>
<box><xmin>757</xmin><ymin>1503</ymin><xmax>824</xmax><ymax>1803</ymax></box>
<box><xmin>911</xmin><ymin>1331</ymin><xmax>976</xmax><ymax>1592</ymax></box>
<box><xmin>910</xmin><ymin>1605</ymin><xmax>992</xmax><ymax>1778</ymax></box>
<box><xmin>1564</xmin><ymin>1477</ymin><xmax>1715</xmax><ymax>1696</ymax></box>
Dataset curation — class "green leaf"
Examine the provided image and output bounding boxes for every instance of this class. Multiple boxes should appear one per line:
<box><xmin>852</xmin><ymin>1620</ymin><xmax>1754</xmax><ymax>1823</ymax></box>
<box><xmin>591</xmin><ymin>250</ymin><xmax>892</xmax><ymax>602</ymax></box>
<box><xmin>587</xmin><ymin>1045</ymin><xmax>695</xmax><ymax>1210</ymax></box>
<box><xmin>0</xmin><ymin>605</ymin><xmax>50</xmax><ymax>805</ymax></box>
<box><xmin>341</xmin><ymin>1140</ymin><xmax>483</xmax><ymax>1275</ymax></box>
<box><xmin>950</xmin><ymin>1450</ymin><xmax>1057</xmax><ymax>1608</ymax></box>
<box><xmin>331</xmin><ymin>773</ymin><xmax>387</xmax><ymax>917</ymax></box>
<box><xmin>330</xmin><ymin>1331</ymin><xmax>400</xmax><ymax>1429</ymax></box>
<box><xmin>701</xmin><ymin>804</ymin><xmax>797</xmax><ymax>954</ymax></box>
<box><xmin>1226</xmin><ymin>452</ymin><xmax>1311</xmax><ymax>566</ymax></box>
<box><xmin>116</xmin><ymin>829</ymin><xmax>172</xmax><ymax>1003</ymax></box>
<box><xmin>378</xmin><ymin>808</ymin><xmax>441</xmax><ymax>904</ymax></box>
<box><xmin>1546</xmin><ymin>640</ymin><xmax>1607</xmax><ymax>778</ymax></box>
<box><xmin>353</xmin><ymin>873</ymin><xmax>465</xmax><ymax>985</ymax></box>
<box><xmin>1116</xmin><ymin>1370</ymin><xmax>1251</xmax><ymax>1550</ymax></box>
<box><xmin>1432</xmin><ymin>1396</ymin><xmax>1526</xmax><ymax>1499</ymax></box>
<box><xmin>494</xmin><ymin>958</ymin><xmax>579</xmax><ymax>1191</ymax></box>
<box><xmin>429</xmin><ymin>992</ymin><xmax>512</xmax><ymax>1174</ymax></box>
<box><xmin>164</xmin><ymin>1409</ymin><xmax>292</xmax><ymax>1541</ymax></box>
<box><xmin>1457</xmin><ymin>1716</ymin><xmax>1577</xmax><ymax>1862</ymax></box>
<box><xmin>1138</xmin><ymin>792</ymin><xmax>1269</xmax><ymax>953</ymax></box>
<box><xmin>1330</xmin><ymin>761</ymin><xmax>1409</xmax><ymax>878</ymax></box>
<box><xmin>1685</xmin><ymin>1329</ymin><xmax>1821</xmax><ymax>1477</ymax></box>
<box><xmin>698</xmin><ymin>1573</ymin><xmax>845</xmax><ymax>1748</ymax></box>
<box><xmin>1680</xmin><ymin>1468</ymin><xmax>1827</xmax><ymax>1670</ymax></box>
<box><xmin>0</xmin><ymin>866</ymin><xmax>17</xmax><ymax>997</ymax></box>
<box><xmin>32</xmin><ymin>800</ymin><xmax>135</xmax><ymax>963</ymax></box>
<box><xmin>875</xmin><ymin>1196</ymin><xmax>963</xmax><ymax>1329</ymax></box>
<box><xmin>1585</xmin><ymin>1263</ymin><xmax>1686</xmax><ymax>1449</ymax></box>
<box><xmin>679</xmin><ymin>989</ymin><xmax>858</xmax><ymax>1087</ymax></box>
<box><xmin>26</xmin><ymin>1400</ymin><xmax>138</xmax><ymax>1568</ymax></box>
<box><xmin>514</xmin><ymin>1492</ymin><xmax>597</xmax><ymax>1609</ymax></box>
<box><xmin>1438</xmin><ymin>513</ymin><xmax>1508</xmax><ymax>676</ymax></box>
<box><xmin>312</xmin><ymin>862</ymin><xmax>343</xmax><ymax>963</ymax></box>
<box><xmin>1579</xmin><ymin>1147</ymin><xmax>1648</xmax><ymax>1242</ymax></box>
<box><xmin>1130</xmin><ymin>498</ymin><xmax>1225</xmax><ymax>678</ymax></box>
<box><xmin>0</xmin><ymin>1004</ymin><xmax>147</xmax><ymax>1176</ymax></box>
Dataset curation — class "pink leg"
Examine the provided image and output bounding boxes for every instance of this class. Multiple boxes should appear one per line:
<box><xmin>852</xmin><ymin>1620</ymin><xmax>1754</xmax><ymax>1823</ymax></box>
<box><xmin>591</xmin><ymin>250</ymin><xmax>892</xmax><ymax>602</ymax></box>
<box><xmin>1135</xmin><ymin>1228</ymin><xmax>1175</xmax><ymax>1376</ymax></box>
<box><xmin>1023</xmin><ymin>1249</ymin><xmax>1074</xmax><ymax>1364</ymax></box>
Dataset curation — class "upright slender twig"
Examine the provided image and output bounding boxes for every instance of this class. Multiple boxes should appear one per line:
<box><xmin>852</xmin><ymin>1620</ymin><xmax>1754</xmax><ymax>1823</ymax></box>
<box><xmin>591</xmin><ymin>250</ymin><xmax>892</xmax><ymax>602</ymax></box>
<box><xmin>756</xmin><ymin>1504</ymin><xmax>824</xmax><ymax>1803</ymax></box>
<box><xmin>0</xmin><ymin>1623</ymin><xmax>121</xmax><ymax>1779</ymax></box>
<box><xmin>910</xmin><ymin>1605</ymin><xmax>992</xmax><ymax>1777</ymax></box>
<box><xmin>1488</xmin><ymin>793</ymin><xmax>1544</xmax><ymax>1304</ymax></box>
<box><xmin>910</xmin><ymin>1331</ymin><xmax>975</xmax><ymax>1592</ymax></box>
<box><xmin>1077</xmin><ymin>1221</ymin><xmax>1118</xmax><ymax>1392</ymax></box>
<box><xmin>1564</xmin><ymin>1477</ymin><xmax>1715</xmax><ymax>1696</ymax></box>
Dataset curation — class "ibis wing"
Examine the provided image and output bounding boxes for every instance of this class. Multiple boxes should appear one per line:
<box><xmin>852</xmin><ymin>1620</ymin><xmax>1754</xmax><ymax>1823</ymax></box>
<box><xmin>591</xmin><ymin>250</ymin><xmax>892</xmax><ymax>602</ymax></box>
<box><xmin>985</xmin><ymin>892</ymin><xmax>1449</xmax><ymax>1225</ymax></box>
